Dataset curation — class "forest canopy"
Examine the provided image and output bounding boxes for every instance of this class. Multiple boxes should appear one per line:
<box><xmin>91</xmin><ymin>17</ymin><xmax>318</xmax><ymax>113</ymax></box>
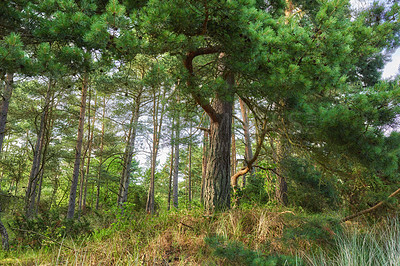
<box><xmin>0</xmin><ymin>0</ymin><xmax>400</xmax><ymax>263</ymax></box>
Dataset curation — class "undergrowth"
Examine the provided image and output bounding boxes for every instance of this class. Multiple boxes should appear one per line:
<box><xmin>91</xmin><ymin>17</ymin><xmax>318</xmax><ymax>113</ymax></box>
<box><xmin>0</xmin><ymin>207</ymin><xmax>373</xmax><ymax>265</ymax></box>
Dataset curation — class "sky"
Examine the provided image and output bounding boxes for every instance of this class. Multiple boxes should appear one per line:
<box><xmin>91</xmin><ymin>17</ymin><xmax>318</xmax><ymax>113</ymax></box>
<box><xmin>383</xmin><ymin>48</ymin><xmax>400</xmax><ymax>79</ymax></box>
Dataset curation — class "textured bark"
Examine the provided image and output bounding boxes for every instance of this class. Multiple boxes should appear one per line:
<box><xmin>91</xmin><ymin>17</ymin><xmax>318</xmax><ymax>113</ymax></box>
<box><xmin>0</xmin><ymin>218</ymin><xmax>8</xmax><ymax>251</ymax></box>
<box><xmin>67</xmin><ymin>75</ymin><xmax>88</xmax><ymax>219</ymax></box>
<box><xmin>25</xmin><ymin>82</ymin><xmax>52</xmax><ymax>218</ymax></box>
<box><xmin>203</xmin><ymin>73</ymin><xmax>234</xmax><ymax>214</ymax></box>
<box><xmin>239</xmin><ymin>97</ymin><xmax>253</xmax><ymax>187</ymax></box>
<box><xmin>0</xmin><ymin>73</ymin><xmax>13</xmax><ymax>153</ymax></box>
<box><xmin>118</xmin><ymin>92</ymin><xmax>142</xmax><ymax>208</ymax></box>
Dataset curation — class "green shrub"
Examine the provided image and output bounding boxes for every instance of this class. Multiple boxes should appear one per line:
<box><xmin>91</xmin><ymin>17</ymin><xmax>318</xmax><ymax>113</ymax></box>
<box><xmin>9</xmin><ymin>210</ymin><xmax>92</xmax><ymax>249</ymax></box>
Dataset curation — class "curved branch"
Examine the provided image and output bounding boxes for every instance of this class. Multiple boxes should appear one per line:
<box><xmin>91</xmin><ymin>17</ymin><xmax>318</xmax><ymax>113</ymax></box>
<box><xmin>342</xmin><ymin>187</ymin><xmax>400</xmax><ymax>223</ymax></box>
<box><xmin>183</xmin><ymin>47</ymin><xmax>221</xmax><ymax>122</ymax></box>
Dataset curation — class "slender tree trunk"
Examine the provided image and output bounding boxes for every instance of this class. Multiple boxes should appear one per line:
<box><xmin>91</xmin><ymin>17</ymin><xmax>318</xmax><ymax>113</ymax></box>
<box><xmin>239</xmin><ymin>97</ymin><xmax>253</xmax><ymax>187</ymax></box>
<box><xmin>203</xmin><ymin>73</ymin><xmax>234</xmax><ymax>214</ymax></box>
<box><xmin>118</xmin><ymin>91</ymin><xmax>142</xmax><ymax>208</ymax></box>
<box><xmin>167</xmin><ymin>144</ymin><xmax>174</xmax><ymax>211</ymax></box>
<box><xmin>231</xmin><ymin>116</ymin><xmax>237</xmax><ymax>177</ymax></box>
<box><xmin>67</xmin><ymin>74</ymin><xmax>89</xmax><ymax>219</ymax></box>
<box><xmin>188</xmin><ymin>124</ymin><xmax>192</xmax><ymax>207</ymax></box>
<box><xmin>25</xmin><ymin>82</ymin><xmax>52</xmax><ymax>218</ymax></box>
<box><xmin>0</xmin><ymin>73</ymin><xmax>13</xmax><ymax>154</ymax></box>
<box><xmin>201</xmin><ymin>128</ymin><xmax>209</xmax><ymax>203</ymax></box>
<box><xmin>275</xmin><ymin>137</ymin><xmax>288</xmax><ymax>206</ymax></box>
<box><xmin>146</xmin><ymin>89</ymin><xmax>165</xmax><ymax>214</ymax></box>
<box><xmin>172</xmin><ymin>103</ymin><xmax>180</xmax><ymax>209</ymax></box>
<box><xmin>0</xmin><ymin>217</ymin><xmax>9</xmax><ymax>251</ymax></box>
<box><xmin>96</xmin><ymin>97</ymin><xmax>106</xmax><ymax>210</ymax></box>
<box><xmin>83</xmin><ymin>96</ymin><xmax>96</xmax><ymax>210</ymax></box>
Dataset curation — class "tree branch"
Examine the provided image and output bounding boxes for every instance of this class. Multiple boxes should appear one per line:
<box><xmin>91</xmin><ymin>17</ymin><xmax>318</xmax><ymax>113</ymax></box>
<box><xmin>183</xmin><ymin>47</ymin><xmax>221</xmax><ymax>123</ymax></box>
<box><xmin>341</xmin><ymin>187</ymin><xmax>400</xmax><ymax>223</ymax></box>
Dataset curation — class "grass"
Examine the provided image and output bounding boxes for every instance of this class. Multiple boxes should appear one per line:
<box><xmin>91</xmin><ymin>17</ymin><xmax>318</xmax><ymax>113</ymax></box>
<box><xmin>308</xmin><ymin>218</ymin><xmax>400</xmax><ymax>266</ymax></box>
<box><xmin>2</xmin><ymin>207</ymin><xmax>397</xmax><ymax>265</ymax></box>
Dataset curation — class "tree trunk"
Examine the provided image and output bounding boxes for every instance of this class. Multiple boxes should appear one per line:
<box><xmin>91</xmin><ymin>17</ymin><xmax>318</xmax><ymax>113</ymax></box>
<box><xmin>0</xmin><ymin>218</ymin><xmax>9</xmax><ymax>251</ymax></box>
<box><xmin>146</xmin><ymin>89</ymin><xmax>165</xmax><ymax>214</ymax></box>
<box><xmin>83</xmin><ymin>95</ymin><xmax>96</xmax><ymax>210</ymax></box>
<box><xmin>25</xmin><ymin>82</ymin><xmax>52</xmax><ymax>218</ymax></box>
<box><xmin>239</xmin><ymin>97</ymin><xmax>253</xmax><ymax>187</ymax></box>
<box><xmin>0</xmin><ymin>73</ymin><xmax>13</xmax><ymax>154</ymax></box>
<box><xmin>172</xmin><ymin>106</ymin><xmax>180</xmax><ymax>209</ymax></box>
<box><xmin>203</xmin><ymin>73</ymin><xmax>234</xmax><ymax>214</ymax></box>
<box><xmin>167</xmin><ymin>144</ymin><xmax>174</xmax><ymax>211</ymax></box>
<box><xmin>118</xmin><ymin>91</ymin><xmax>142</xmax><ymax>208</ymax></box>
<box><xmin>275</xmin><ymin>137</ymin><xmax>288</xmax><ymax>206</ymax></box>
<box><xmin>188</xmin><ymin>123</ymin><xmax>192</xmax><ymax>207</ymax></box>
<box><xmin>201</xmin><ymin>129</ymin><xmax>209</xmax><ymax>203</ymax></box>
<box><xmin>96</xmin><ymin>97</ymin><xmax>106</xmax><ymax>210</ymax></box>
<box><xmin>67</xmin><ymin>74</ymin><xmax>88</xmax><ymax>219</ymax></box>
<box><xmin>231</xmin><ymin>116</ymin><xmax>237</xmax><ymax>178</ymax></box>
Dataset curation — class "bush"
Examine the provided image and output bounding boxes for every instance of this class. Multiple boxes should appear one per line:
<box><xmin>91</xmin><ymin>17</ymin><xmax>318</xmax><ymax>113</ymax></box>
<box><xmin>9</xmin><ymin>210</ymin><xmax>92</xmax><ymax>249</ymax></box>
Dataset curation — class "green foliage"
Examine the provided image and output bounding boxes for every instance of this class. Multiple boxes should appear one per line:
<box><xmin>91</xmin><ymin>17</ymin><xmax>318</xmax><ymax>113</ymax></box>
<box><xmin>205</xmin><ymin>235</ymin><xmax>303</xmax><ymax>265</ymax></box>
<box><xmin>283</xmin><ymin>214</ymin><xmax>341</xmax><ymax>248</ymax></box>
<box><xmin>283</xmin><ymin>157</ymin><xmax>339</xmax><ymax>213</ymax></box>
<box><xmin>9</xmin><ymin>211</ymin><xmax>92</xmax><ymax>249</ymax></box>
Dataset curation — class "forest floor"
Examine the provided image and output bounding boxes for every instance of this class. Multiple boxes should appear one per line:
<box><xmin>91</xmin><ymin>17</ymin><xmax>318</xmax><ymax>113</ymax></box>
<box><xmin>0</xmin><ymin>207</ymin><xmax>398</xmax><ymax>265</ymax></box>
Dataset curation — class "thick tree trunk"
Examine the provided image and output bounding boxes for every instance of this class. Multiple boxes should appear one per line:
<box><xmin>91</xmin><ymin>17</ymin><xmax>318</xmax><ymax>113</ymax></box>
<box><xmin>118</xmin><ymin>92</ymin><xmax>141</xmax><ymax>208</ymax></box>
<box><xmin>0</xmin><ymin>73</ymin><xmax>13</xmax><ymax>153</ymax></box>
<box><xmin>25</xmin><ymin>82</ymin><xmax>52</xmax><ymax>218</ymax></box>
<box><xmin>203</xmin><ymin>73</ymin><xmax>234</xmax><ymax>214</ymax></box>
<box><xmin>0</xmin><ymin>218</ymin><xmax>9</xmax><ymax>251</ymax></box>
<box><xmin>67</xmin><ymin>75</ymin><xmax>88</xmax><ymax>219</ymax></box>
<box><xmin>239</xmin><ymin>97</ymin><xmax>253</xmax><ymax>187</ymax></box>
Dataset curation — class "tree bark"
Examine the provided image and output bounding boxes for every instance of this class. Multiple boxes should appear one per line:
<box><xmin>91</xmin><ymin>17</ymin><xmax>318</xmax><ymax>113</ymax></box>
<box><xmin>25</xmin><ymin>81</ymin><xmax>52</xmax><ymax>218</ymax></box>
<box><xmin>67</xmin><ymin>74</ymin><xmax>88</xmax><ymax>219</ymax></box>
<box><xmin>172</xmin><ymin>103</ymin><xmax>180</xmax><ymax>209</ymax></box>
<box><xmin>188</xmin><ymin>123</ymin><xmax>192</xmax><ymax>207</ymax></box>
<box><xmin>167</xmin><ymin>143</ymin><xmax>174</xmax><ymax>211</ymax></box>
<box><xmin>201</xmin><ymin>128</ymin><xmax>209</xmax><ymax>203</ymax></box>
<box><xmin>0</xmin><ymin>218</ymin><xmax>9</xmax><ymax>251</ymax></box>
<box><xmin>203</xmin><ymin>73</ymin><xmax>234</xmax><ymax>214</ymax></box>
<box><xmin>231</xmin><ymin>116</ymin><xmax>237</xmax><ymax>178</ymax></box>
<box><xmin>0</xmin><ymin>73</ymin><xmax>13</xmax><ymax>153</ymax></box>
<box><xmin>118</xmin><ymin>91</ymin><xmax>142</xmax><ymax>208</ymax></box>
<box><xmin>96</xmin><ymin>97</ymin><xmax>106</xmax><ymax>210</ymax></box>
<box><xmin>146</xmin><ymin>89</ymin><xmax>166</xmax><ymax>214</ymax></box>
